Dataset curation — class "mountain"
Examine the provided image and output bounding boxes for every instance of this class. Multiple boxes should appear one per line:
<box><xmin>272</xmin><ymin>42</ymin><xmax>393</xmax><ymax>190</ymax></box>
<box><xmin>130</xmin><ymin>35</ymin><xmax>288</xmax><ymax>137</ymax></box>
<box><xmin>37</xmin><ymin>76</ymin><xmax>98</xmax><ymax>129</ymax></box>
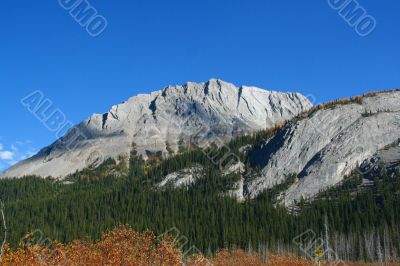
<box><xmin>1</xmin><ymin>79</ymin><xmax>312</xmax><ymax>178</ymax></box>
<box><xmin>246</xmin><ymin>90</ymin><xmax>400</xmax><ymax>205</ymax></box>
<box><xmin>3</xmin><ymin>79</ymin><xmax>399</xmax><ymax>208</ymax></box>
<box><xmin>1</xmin><ymin>87</ymin><xmax>400</xmax><ymax>262</ymax></box>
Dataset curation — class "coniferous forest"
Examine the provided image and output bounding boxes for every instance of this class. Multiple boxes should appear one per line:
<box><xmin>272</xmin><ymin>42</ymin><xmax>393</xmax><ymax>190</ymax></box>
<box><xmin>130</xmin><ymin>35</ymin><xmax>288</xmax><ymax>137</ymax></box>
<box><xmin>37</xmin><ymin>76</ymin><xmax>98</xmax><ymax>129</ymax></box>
<box><xmin>0</xmin><ymin>131</ymin><xmax>399</xmax><ymax>263</ymax></box>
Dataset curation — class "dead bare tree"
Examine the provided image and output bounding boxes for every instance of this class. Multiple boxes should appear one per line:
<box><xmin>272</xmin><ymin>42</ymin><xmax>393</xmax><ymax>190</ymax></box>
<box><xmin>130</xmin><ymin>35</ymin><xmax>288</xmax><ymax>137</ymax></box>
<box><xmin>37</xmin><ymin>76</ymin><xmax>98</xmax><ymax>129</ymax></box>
<box><xmin>383</xmin><ymin>224</ymin><xmax>391</xmax><ymax>261</ymax></box>
<box><xmin>376</xmin><ymin>232</ymin><xmax>384</xmax><ymax>265</ymax></box>
<box><xmin>0</xmin><ymin>200</ymin><xmax>6</xmax><ymax>262</ymax></box>
<box><xmin>358</xmin><ymin>235</ymin><xmax>364</xmax><ymax>262</ymax></box>
<box><xmin>324</xmin><ymin>215</ymin><xmax>331</xmax><ymax>260</ymax></box>
<box><xmin>364</xmin><ymin>231</ymin><xmax>375</xmax><ymax>261</ymax></box>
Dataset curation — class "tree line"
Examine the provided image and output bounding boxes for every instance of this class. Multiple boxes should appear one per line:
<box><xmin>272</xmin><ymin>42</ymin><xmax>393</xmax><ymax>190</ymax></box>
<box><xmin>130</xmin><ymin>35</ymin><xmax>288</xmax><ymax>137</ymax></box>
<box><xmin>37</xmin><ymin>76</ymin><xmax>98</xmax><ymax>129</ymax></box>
<box><xmin>0</xmin><ymin>132</ymin><xmax>399</xmax><ymax>262</ymax></box>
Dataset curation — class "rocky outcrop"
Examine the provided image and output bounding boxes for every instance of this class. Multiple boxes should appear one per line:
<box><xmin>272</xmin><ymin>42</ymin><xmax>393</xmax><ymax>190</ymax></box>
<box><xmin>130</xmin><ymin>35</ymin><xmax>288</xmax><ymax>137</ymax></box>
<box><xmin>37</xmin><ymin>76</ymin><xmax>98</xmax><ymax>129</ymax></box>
<box><xmin>246</xmin><ymin>90</ymin><xmax>400</xmax><ymax>205</ymax></box>
<box><xmin>359</xmin><ymin>141</ymin><xmax>400</xmax><ymax>179</ymax></box>
<box><xmin>156</xmin><ymin>166</ymin><xmax>204</xmax><ymax>189</ymax></box>
<box><xmin>1</xmin><ymin>79</ymin><xmax>312</xmax><ymax>178</ymax></box>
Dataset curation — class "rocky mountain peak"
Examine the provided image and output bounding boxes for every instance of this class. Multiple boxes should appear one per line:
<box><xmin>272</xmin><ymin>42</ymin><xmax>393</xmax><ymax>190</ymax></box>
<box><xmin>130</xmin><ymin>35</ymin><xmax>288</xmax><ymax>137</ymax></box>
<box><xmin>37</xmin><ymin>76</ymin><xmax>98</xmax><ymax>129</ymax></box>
<box><xmin>1</xmin><ymin>80</ymin><xmax>312</xmax><ymax>178</ymax></box>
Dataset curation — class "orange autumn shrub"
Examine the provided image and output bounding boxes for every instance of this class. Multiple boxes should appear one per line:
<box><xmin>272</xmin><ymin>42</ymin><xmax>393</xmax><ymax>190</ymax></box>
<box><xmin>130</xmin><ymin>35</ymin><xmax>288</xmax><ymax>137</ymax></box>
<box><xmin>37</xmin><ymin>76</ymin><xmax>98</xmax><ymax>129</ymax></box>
<box><xmin>186</xmin><ymin>250</ymin><xmax>400</xmax><ymax>266</ymax></box>
<box><xmin>1</xmin><ymin>226</ymin><xmax>400</xmax><ymax>266</ymax></box>
<box><xmin>0</xmin><ymin>226</ymin><xmax>181</xmax><ymax>266</ymax></box>
<box><xmin>186</xmin><ymin>249</ymin><xmax>311</xmax><ymax>266</ymax></box>
<box><xmin>266</xmin><ymin>253</ymin><xmax>311</xmax><ymax>266</ymax></box>
<box><xmin>208</xmin><ymin>249</ymin><xmax>267</xmax><ymax>266</ymax></box>
<box><xmin>344</xmin><ymin>263</ymin><xmax>400</xmax><ymax>266</ymax></box>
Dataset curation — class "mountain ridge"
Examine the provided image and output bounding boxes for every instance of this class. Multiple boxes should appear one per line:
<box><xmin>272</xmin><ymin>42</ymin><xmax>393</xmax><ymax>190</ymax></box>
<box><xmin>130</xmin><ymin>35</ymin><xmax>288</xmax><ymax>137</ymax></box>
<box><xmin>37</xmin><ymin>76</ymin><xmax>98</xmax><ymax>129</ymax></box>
<box><xmin>4</xmin><ymin>80</ymin><xmax>399</xmax><ymax>208</ymax></box>
<box><xmin>246</xmin><ymin>89</ymin><xmax>400</xmax><ymax>205</ymax></box>
<box><xmin>1</xmin><ymin>79</ymin><xmax>312</xmax><ymax>178</ymax></box>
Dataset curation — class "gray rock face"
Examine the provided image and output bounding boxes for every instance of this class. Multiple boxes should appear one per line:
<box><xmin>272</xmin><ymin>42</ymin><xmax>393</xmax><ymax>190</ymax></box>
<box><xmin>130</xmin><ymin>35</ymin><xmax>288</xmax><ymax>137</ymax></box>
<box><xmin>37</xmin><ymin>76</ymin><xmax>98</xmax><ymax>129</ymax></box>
<box><xmin>359</xmin><ymin>142</ymin><xmax>400</xmax><ymax>179</ymax></box>
<box><xmin>1</xmin><ymin>79</ymin><xmax>312</xmax><ymax>178</ymax></box>
<box><xmin>246</xmin><ymin>91</ymin><xmax>400</xmax><ymax>205</ymax></box>
<box><xmin>156</xmin><ymin>166</ymin><xmax>204</xmax><ymax>189</ymax></box>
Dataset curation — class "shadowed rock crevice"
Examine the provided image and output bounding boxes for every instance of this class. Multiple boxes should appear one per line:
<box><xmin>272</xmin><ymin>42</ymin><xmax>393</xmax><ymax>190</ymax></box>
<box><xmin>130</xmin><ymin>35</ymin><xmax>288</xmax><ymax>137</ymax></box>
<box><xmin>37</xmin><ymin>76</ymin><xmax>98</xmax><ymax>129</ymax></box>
<box><xmin>248</xmin><ymin>126</ymin><xmax>291</xmax><ymax>169</ymax></box>
<box><xmin>102</xmin><ymin>113</ymin><xmax>108</xmax><ymax>129</ymax></box>
<box><xmin>149</xmin><ymin>96</ymin><xmax>158</xmax><ymax>119</ymax></box>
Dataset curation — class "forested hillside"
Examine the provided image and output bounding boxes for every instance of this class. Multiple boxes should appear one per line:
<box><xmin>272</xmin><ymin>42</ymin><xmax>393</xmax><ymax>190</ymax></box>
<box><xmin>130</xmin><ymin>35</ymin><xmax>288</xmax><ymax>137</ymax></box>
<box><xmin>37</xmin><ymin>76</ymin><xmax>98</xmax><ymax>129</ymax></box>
<box><xmin>0</xmin><ymin>129</ymin><xmax>399</xmax><ymax>263</ymax></box>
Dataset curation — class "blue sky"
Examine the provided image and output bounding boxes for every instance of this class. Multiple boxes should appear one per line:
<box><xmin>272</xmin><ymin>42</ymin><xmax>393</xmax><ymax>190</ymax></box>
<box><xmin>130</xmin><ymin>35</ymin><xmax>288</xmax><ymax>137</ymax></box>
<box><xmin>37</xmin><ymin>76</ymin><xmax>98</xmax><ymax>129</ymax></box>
<box><xmin>0</xmin><ymin>0</ymin><xmax>399</xmax><ymax>172</ymax></box>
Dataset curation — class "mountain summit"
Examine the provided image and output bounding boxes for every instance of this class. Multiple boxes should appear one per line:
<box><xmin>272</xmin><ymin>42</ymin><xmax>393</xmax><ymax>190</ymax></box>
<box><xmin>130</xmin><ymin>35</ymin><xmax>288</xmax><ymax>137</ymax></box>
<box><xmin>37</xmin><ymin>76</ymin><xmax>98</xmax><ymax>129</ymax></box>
<box><xmin>1</xmin><ymin>79</ymin><xmax>312</xmax><ymax>178</ymax></box>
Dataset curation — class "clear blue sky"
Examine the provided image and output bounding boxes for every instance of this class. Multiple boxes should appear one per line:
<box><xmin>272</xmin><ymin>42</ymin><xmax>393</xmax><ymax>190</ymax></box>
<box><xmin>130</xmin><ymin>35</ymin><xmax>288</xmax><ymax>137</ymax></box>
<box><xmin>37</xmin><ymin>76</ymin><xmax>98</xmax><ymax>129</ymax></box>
<box><xmin>0</xmin><ymin>0</ymin><xmax>399</xmax><ymax>171</ymax></box>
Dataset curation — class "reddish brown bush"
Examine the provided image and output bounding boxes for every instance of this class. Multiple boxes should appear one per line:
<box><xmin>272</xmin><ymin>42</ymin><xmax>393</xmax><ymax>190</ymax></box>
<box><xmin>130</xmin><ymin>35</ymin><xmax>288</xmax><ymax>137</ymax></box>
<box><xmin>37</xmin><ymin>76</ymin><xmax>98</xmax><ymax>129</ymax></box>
<box><xmin>1</xmin><ymin>226</ymin><xmax>399</xmax><ymax>265</ymax></box>
<box><xmin>186</xmin><ymin>249</ymin><xmax>311</xmax><ymax>266</ymax></box>
<box><xmin>0</xmin><ymin>226</ymin><xmax>181</xmax><ymax>266</ymax></box>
